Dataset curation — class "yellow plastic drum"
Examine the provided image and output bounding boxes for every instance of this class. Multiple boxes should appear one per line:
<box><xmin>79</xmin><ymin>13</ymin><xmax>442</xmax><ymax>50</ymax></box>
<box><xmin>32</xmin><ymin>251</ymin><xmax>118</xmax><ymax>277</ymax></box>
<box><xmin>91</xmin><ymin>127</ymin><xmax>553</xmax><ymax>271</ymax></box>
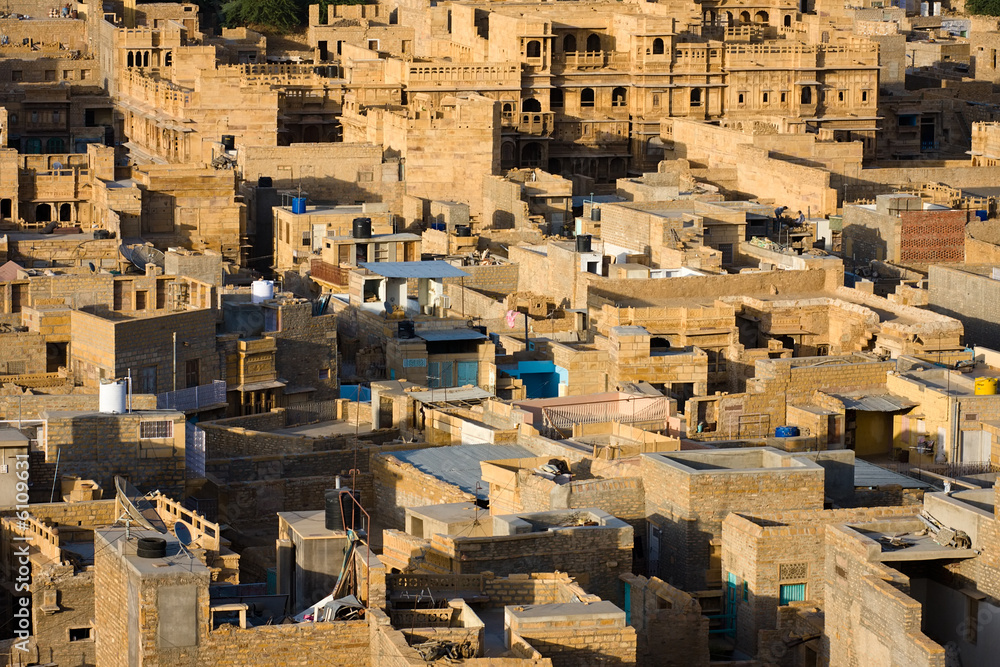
<box><xmin>974</xmin><ymin>377</ymin><xmax>998</xmax><ymax>395</ymax></box>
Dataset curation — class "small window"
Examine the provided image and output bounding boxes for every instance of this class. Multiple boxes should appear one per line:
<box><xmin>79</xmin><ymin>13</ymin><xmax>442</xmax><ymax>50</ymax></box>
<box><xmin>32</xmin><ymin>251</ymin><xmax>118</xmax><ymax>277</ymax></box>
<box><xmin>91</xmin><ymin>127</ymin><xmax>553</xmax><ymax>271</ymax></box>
<box><xmin>140</xmin><ymin>421</ymin><xmax>173</xmax><ymax>439</ymax></box>
<box><xmin>652</xmin><ymin>93</ymin><xmax>660</xmax><ymax>108</ymax></box>
<box><xmin>135</xmin><ymin>290</ymin><xmax>147</xmax><ymax>310</ymax></box>
<box><xmin>526</xmin><ymin>40</ymin><xmax>541</xmax><ymax>58</ymax></box>
<box><xmin>861</xmin><ymin>90</ymin><xmax>868</xmax><ymax>102</ymax></box>
<box><xmin>301</xmin><ymin>231</ymin><xmax>310</xmax><ymax>247</ymax></box>
<box><xmin>838</xmin><ymin>90</ymin><xmax>844</xmax><ymax>102</ymax></box>
<box><xmin>69</xmin><ymin>628</ymin><xmax>91</xmax><ymax>642</ymax></box>
<box><xmin>781</xmin><ymin>92</ymin><xmax>787</xmax><ymax>103</ymax></box>
<box><xmin>581</xmin><ymin>88</ymin><xmax>595</xmax><ymax>107</ymax></box>
<box><xmin>81</xmin><ymin>69</ymin><xmax>91</xmax><ymax>80</ymax></box>
<box><xmin>44</xmin><ymin>70</ymin><xmax>56</xmax><ymax>81</ymax></box>
<box><xmin>742</xmin><ymin>581</ymin><xmax>749</xmax><ymax>602</ymax></box>
<box><xmin>11</xmin><ymin>70</ymin><xmax>22</xmax><ymax>81</ymax></box>
<box><xmin>762</xmin><ymin>92</ymin><xmax>769</xmax><ymax>103</ymax></box>
<box><xmin>738</xmin><ymin>93</ymin><xmax>745</xmax><ymax>104</ymax></box>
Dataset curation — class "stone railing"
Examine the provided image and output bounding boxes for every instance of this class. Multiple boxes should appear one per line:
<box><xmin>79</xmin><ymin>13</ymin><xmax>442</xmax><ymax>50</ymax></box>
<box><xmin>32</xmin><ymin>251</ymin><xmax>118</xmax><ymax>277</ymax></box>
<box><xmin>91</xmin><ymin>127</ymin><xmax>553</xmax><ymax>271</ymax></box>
<box><xmin>153</xmin><ymin>493</ymin><xmax>221</xmax><ymax>551</ymax></box>
<box><xmin>2</xmin><ymin>514</ymin><xmax>62</xmax><ymax>563</ymax></box>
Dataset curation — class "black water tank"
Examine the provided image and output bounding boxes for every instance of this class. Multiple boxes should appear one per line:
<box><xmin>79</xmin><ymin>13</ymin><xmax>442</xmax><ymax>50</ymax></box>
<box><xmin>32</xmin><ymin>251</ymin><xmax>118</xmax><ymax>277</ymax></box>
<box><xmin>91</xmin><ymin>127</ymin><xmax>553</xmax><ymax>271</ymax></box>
<box><xmin>325</xmin><ymin>490</ymin><xmax>340</xmax><ymax>531</ymax></box>
<box><xmin>398</xmin><ymin>320</ymin><xmax>415</xmax><ymax>339</ymax></box>
<box><xmin>258</xmin><ymin>176</ymin><xmax>273</xmax><ymax>188</ymax></box>
<box><xmin>455</xmin><ymin>224</ymin><xmax>471</xmax><ymax>237</ymax></box>
<box><xmin>221</xmin><ymin>135</ymin><xmax>235</xmax><ymax>151</ymax></box>
<box><xmin>576</xmin><ymin>234</ymin><xmax>592</xmax><ymax>253</ymax></box>
<box><xmin>353</xmin><ymin>217</ymin><xmax>372</xmax><ymax>239</ymax></box>
<box><xmin>136</xmin><ymin>537</ymin><xmax>167</xmax><ymax>559</ymax></box>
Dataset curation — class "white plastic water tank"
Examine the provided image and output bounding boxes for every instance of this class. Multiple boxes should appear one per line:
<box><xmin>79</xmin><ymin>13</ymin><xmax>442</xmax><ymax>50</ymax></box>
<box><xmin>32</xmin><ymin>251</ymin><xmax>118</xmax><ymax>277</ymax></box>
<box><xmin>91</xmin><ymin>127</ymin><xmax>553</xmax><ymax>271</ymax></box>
<box><xmin>251</xmin><ymin>279</ymin><xmax>274</xmax><ymax>304</ymax></box>
<box><xmin>99</xmin><ymin>379</ymin><xmax>128</xmax><ymax>414</ymax></box>
<box><xmin>933</xmin><ymin>1</ymin><xmax>941</xmax><ymax>14</ymax></box>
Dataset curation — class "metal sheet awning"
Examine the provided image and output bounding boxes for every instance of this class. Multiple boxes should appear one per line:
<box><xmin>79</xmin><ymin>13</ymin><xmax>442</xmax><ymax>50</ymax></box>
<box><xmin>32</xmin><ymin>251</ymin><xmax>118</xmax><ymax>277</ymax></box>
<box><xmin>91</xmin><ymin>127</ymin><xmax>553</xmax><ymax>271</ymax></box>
<box><xmin>854</xmin><ymin>459</ymin><xmax>932</xmax><ymax>489</ymax></box>
<box><xmin>418</xmin><ymin>330</ymin><xmax>487</xmax><ymax>343</ymax></box>
<box><xmin>359</xmin><ymin>261</ymin><xmax>468</xmax><ymax>279</ymax></box>
<box><xmin>795</xmin><ymin>80</ymin><xmax>822</xmax><ymax>86</ymax></box>
<box><xmin>235</xmin><ymin>380</ymin><xmax>286</xmax><ymax>392</ymax></box>
<box><xmin>832</xmin><ymin>393</ymin><xmax>916</xmax><ymax>412</ymax></box>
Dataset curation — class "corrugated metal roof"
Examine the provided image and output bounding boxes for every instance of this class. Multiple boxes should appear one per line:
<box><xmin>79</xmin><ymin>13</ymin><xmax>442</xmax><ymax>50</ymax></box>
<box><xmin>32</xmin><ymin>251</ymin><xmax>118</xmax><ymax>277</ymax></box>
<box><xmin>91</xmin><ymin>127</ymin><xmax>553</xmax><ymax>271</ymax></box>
<box><xmin>418</xmin><ymin>329</ymin><xmax>487</xmax><ymax>342</ymax></box>
<box><xmin>391</xmin><ymin>444</ymin><xmax>534</xmax><ymax>493</ymax></box>
<box><xmin>410</xmin><ymin>386</ymin><xmax>494</xmax><ymax>404</ymax></box>
<box><xmin>358</xmin><ymin>261</ymin><xmax>469</xmax><ymax>279</ymax></box>
<box><xmin>832</xmin><ymin>393</ymin><xmax>917</xmax><ymax>412</ymax></box>
<box><xmin>854</xmin><ymin>459</ymin><xmax>932</xmax><ymax>489</ymax></box>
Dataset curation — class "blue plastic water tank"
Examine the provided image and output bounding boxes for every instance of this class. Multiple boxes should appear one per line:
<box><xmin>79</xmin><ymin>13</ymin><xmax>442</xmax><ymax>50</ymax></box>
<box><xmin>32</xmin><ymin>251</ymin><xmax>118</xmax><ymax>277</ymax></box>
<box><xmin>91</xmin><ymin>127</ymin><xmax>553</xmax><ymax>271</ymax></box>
<box><xmin>291</xmin><ymin>197</ymin><xmax>307</xmax><ymax>214</ymax></box>
<box><xmin>775</xmin><ymin>426</ymin><xmax>800</xmax><ymax>438</ymax></box>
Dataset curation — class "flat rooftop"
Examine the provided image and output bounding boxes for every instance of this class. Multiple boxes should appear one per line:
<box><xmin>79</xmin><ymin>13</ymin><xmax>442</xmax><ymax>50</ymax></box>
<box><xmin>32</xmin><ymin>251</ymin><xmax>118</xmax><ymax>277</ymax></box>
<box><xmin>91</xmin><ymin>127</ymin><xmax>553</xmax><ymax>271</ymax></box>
<box><xmin>278</xmin><ymin>510</ymin><xmax>349</xmax><ymax>539</ymax></box>
<box><xmin>390</xmin><ymin>444</ymin><xmax>534</xmax><ymax>494</ymax></box>
<box><xmin>506</xmin><ymin>600</ymin><xmax>624</xmax><ymax>622</ymax></box>
<box><xmin>646</xmin><ymin>447</ymin><xmax>822</xmax><ymax>472</ymax></box>
<box><xmin>408</xmin><ymin>502</ymin><xmax>484</xmax><ymax>524</ymax></box>
<box><xmin>271</xmin><ymin>420</ymin><xmax>372</xmax><ymax>438</ymax></box>
<box><xmin>850</xmin><ymin>519</ymin><xmax>977</xmax><ymax>562</ymax></box>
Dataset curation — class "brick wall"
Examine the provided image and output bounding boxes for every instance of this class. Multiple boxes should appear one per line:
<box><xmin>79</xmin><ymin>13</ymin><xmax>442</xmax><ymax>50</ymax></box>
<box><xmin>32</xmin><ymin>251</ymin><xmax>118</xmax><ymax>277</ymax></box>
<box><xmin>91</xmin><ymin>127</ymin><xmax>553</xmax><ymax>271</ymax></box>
<box><xmin>621</xmin><ymin>573</ymin><xmax>709</xmax><ymax>667</ymax></box>
<box><xmin>432</xmin><ymin>523</ymin><xmax>633</xmax><ymax>606</ymax></box>
<box><xmin>642</xmin><ymin>453</ymin><xmax>825</xmax><ymax>591</ymax></box>
<box><xmin>898</xmin><ymin>210</ymin><xmax>967</xmax><ymax>265</ymax></box>
<box><xmin>824</xmin><ymin>523</ymin><xmax>946</xmax><ymax>666</ymax></box>
<box><xmin>721</xmin><ymin>505</ymin><xmax>918</xmax><ymax>656</ymax></box>
<box><xmin>508</xmin><ymin>611</ymin><xmax>636</xmax><ymax>667</ymax></box>
<box><xmin>371</xmin><ymin>452</ymin><xmax>476</xmax><ymax>534</ymax></box>
<box><xmin>200</xmin><ymin>620</ymin><xmax>371</xmax><ymax>666</ymax></box>
<box><xmin>43</xmin><ymin>411</ymin><xmax>187</xmax><ymax>496</ymax></box>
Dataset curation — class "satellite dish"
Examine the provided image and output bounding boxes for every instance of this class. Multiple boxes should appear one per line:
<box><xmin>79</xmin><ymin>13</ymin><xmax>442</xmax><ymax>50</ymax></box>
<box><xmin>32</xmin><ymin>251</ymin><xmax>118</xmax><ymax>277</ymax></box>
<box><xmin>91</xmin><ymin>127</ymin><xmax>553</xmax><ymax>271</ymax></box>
<box><xmin>173</xmin><ymin>521</ymin><xmax>193</xmax><ymax>547</ymax></box>
<box><xmin>114</xmin><ymin>476</ymin><xmax>167</xmax><ymax>534</ymax></box>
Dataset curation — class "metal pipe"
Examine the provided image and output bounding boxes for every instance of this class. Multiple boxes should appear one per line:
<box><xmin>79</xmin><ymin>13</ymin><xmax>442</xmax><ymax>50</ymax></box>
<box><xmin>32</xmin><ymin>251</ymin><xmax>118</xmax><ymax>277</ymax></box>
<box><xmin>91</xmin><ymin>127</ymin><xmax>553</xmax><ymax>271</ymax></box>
<box><xmin>172</xmin><ymin>331</ymin><xmax>177</xmax><ymax>394</ymax></box>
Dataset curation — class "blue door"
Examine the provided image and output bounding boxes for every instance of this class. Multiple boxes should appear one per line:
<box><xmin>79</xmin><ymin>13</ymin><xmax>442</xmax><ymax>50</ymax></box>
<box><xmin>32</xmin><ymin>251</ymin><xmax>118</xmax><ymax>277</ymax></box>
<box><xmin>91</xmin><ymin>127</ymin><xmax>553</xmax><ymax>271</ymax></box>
<box><xmin>457</xmin><ymin>361</ymin><xmax>478</xmax><ymax>387</ymax></box>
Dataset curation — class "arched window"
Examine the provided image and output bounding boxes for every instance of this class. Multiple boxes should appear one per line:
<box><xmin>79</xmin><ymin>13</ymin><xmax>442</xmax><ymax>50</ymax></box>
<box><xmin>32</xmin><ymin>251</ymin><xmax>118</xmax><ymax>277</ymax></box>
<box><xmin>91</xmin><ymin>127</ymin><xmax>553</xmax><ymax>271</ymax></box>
<box><xmin>550</xmin><ymin>89</ymin><xmax>563</xmax><ymax>109</ymax></box>
<box><xmin>127</xmin><ymin>51</ymin><xmax>134</xmax><ymax>68</ymax></box>
<box><xmin>164</xmin><ymin>51</ymin><xmax>173</xmax><ymax>66</ymax></box>
<box><xmin>738</xmin><ymin>93</ymin><xmax>745</xmax><ymax>104</ymax></box>
<box><xmin>740</xmin><ymin>11</ymin><xmax>751</xmax><ymax>23</ymax></box>
<box><xmin>652</xmin><ymin>38</ymin><xmax>664</xmax><ymax>55</ymax></box>
<box><xmin>610</xmin><ymin>157</ymin><xmax>626</xmax><ymax>178</ymax></box>
<box><xmin>522</xmin><ymin>98</ymin><xmax>542</xmax><ymax>112</ymax></box>
<box><xmin>46</xmin><ymin>137</ymin><xmax>64</xmax><ymax>153</ymax></box>
<box><xmin>526</xmin><ymin>40</ymin><xmax>541</xmax><ymax>58</ymax></box>
<box><xmin>142</xmin><ymin>51</ymin><xmax>149</xmax><ymax>67</ymax></box>
<box><xmin>704</xmin><ymin>10</ymin><xmax>715</xmax><ymax>24</ymax></box>
<box><xmin>783</xmin><ymin>14</ymin><xmax>792</xmax><ymax>27</ymax></box>
<box><xmin>25</xmin><ymin>138</ymin><xmax>41</xmax><ymax>154</ymax></box>
<box><xmin>564</xmin><ymin>34</ymin><xmax>576</xmax><ymax>53</ymax></box>
<box><xmin>501</xmin><ymin>142</ymin><xmax>515</xmax><ymax>166</ymax></box>
<box><xmin>586</xmin><ymin>33</ymin><xmax>601</xmax><ymax>52</ymax></box>
<box><xmin>521</xmin><ymin>142</ymin><xmax>543</xmax><ymax>167</ymax></box>
<box><xmin>754</xmin><ymin>11</ymin><xmax>769</xmax><ymax>24</ymax></box>
<box><xmin>726</xmin><ymin>12</ymin><xmax>734</xmax><ymax>26</ymax></box>
<box><xmin>35</xmin><ymin>203</ymin><xmax>51</xmax><ymax>222</ymax></box>
<box><xmin>690</xmin><ymin>88</ymin><xmax>702</xmax><ymax>107</ymax></box>
<box><xmin>611</xmin><ymin>87</ymin><xmax>627</xmax><ymax>107</ymax></box>
<box><xmin>59</xmin><ymin>203</ymin><xmax>71</xmax><ymax>222</ymax></box>
<box><xmin>581</xmin><ymin>88</ymin><xmax>595</xmax><ymax>107</ymax></box>
<box><xmin>801</xmin><ymin>86</ymin><xmax>812</xmax><ymax>104</ymax></box>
